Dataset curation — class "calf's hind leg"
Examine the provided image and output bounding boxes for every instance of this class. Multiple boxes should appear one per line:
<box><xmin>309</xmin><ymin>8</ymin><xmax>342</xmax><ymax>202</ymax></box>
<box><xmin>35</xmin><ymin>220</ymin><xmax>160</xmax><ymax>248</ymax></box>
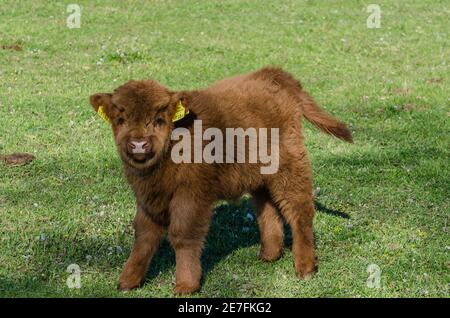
<box><xmin>252</xmin><ymin>188</ymin><xmax>284</xmax><ymax>262</ymax></box>
<box><xmin>267</xmin><ymin>166</ymin><xmax>317</xmax><ymax>279</ymax></box>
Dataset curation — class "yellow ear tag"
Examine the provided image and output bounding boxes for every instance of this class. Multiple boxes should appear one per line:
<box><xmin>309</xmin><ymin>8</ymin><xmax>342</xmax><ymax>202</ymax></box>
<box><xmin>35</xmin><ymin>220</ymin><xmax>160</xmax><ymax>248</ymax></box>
<box><xmin>97</xmin><ymin>105</ymin><xmax>110</xmax><ymax>124</ymax></box>
<box><xmin>172</xmin><ymin>101</ymin><xmax>189</xmax><ymax>122</ymax></box>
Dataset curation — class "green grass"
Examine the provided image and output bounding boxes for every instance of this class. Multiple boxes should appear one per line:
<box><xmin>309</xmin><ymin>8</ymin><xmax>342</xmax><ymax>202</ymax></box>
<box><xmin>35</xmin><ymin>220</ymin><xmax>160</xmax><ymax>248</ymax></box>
<box><xmin>0</xmin><ymin>0</ymin><xmax>448</xmax><ymax>298</ymax></box>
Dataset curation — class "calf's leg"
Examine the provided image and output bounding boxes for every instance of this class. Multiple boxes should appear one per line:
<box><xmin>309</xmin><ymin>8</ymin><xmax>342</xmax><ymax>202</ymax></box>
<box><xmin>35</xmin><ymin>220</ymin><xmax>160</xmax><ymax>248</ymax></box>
<box><xmin>118</xmin><ymin>207</ymin><xmax>165</xmax><ymax>290</ymax></box>
<box><xmin>267</xmin><ymin>160</ymin><xmax>317</xmax><ymax>279</ymax></box>
<box><xmin>168</xmin><ymin>197</ymin><xmax>212</xmax><ymax>295</ymax></box>
<box><xmin>252</xmin><ymin>188</ymin><xmax>284</xmax><ymax>262</ymax></box>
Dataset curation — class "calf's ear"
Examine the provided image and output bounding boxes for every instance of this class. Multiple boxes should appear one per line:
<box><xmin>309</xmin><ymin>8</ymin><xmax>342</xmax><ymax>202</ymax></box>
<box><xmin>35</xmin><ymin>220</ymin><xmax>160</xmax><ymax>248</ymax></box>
<box><xmin>89</xmin><ymin>93</ymin><xmax>114</xmax><ymax>123</ymax></box>
<box><xmin>89</xmin><ymin>93</ymin><xmax>112</xmax><ymax>112</ymax></box>
<box><xmin>169</xmin><ymin>91</ymin><xmax>193</xmax><ymax>124</ymax></box>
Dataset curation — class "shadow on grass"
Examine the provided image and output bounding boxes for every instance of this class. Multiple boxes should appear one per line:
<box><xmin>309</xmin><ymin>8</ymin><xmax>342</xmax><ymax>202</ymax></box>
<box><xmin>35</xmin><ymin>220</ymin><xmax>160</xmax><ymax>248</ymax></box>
<box><xmin>145</xmin><ymin>197</ymin><xmax>349</xmax><ymax>286</ymax></box>
<box><xmin>315</xmin><ymin>201</ymin><xmax>350</xmax><ymax>219</ymax></box>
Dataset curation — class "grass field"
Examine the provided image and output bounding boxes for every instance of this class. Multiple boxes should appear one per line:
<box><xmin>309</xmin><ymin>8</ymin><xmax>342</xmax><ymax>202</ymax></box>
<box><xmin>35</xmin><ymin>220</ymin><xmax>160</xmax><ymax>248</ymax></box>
<box><xmin>0</xmin><ymin>0</ymin><xmax>448</xmax><ymax>297</ymax></box>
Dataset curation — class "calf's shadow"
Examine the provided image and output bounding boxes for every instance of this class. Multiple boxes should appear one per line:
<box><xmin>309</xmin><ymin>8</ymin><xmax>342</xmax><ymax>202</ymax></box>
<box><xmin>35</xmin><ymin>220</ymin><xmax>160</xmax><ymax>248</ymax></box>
<box><xmin>144</xmin><ymin>197</ymin><xmax>349</xmax><ymax>285</ymax></box>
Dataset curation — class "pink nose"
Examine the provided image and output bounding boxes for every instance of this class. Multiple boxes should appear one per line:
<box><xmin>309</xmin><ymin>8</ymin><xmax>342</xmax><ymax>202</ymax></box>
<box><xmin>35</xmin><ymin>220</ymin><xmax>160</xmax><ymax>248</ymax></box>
<box><xmin>128</xmin><ymin>140</ymin><xmax>149</xmax><ymax>154</ymax></box>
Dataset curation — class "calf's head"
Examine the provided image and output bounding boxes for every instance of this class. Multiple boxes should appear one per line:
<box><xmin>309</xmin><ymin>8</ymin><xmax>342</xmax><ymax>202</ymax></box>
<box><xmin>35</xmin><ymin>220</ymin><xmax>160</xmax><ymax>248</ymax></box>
<box><xmin>89</xmin><ymin>80</ymin><xmax>187</xmax><ymax>170</ymax></box>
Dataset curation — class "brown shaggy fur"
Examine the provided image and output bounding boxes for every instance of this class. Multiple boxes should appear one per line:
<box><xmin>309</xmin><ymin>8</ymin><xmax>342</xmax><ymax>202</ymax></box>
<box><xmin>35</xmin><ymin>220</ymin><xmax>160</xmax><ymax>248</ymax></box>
<box><xmin>89</xmin><ymin>67</ymin><xmax>352</xmax><ymax>294</ymax></box>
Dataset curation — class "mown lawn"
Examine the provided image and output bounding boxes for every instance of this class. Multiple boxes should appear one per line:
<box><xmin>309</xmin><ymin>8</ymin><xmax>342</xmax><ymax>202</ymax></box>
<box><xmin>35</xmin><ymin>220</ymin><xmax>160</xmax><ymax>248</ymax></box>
<box><xmin>0</xmin><ymin>0</ymin><xmax>448</xmax><ymax>297</ymax></box>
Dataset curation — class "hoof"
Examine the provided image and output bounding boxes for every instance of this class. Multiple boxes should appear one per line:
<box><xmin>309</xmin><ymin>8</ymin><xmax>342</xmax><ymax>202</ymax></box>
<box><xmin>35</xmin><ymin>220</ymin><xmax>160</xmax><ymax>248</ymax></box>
<box><xmin>174</xmin><ymin>283</ymin><xmax>200</xmax><ymax>295</ymax></box>
<box><xmin>296</xmin><ymin>265</ymin><xmax>317</xmax><ymax>280</ymax></box>
<box><xmin>297</xmin><ymin>271</ymin><xmax>315</xmax><ymax>280</ymax></box>
<box><xmin>259</xmin><ymin>248</ymin><xmax>283</xmax><ymax>262</ymax></box>
<box><xmin>117</xmin><ymin>281</ymin><xmax>141</xmax><ymax>291</ymax></box>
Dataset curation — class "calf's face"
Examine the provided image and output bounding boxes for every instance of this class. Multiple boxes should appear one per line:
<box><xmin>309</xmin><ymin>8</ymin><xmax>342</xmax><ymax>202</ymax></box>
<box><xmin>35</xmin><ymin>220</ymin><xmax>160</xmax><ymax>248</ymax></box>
<box><xmin>89</xmin><ymin>80</ymin><xmax>183</xmax><ymax>170</ymax></box>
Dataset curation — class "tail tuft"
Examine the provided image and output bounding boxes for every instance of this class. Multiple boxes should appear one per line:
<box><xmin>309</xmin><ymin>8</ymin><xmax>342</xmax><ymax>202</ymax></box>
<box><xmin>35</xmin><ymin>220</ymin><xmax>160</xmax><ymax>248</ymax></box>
<box><xmin>327</xmin><ymin>122</ymin><xmax>353</xmax><ymax>143</ymax></box>
<box><xmin>299</xmin><ymin>91</ymin><xmax>353</xmax><ymax>143</ymax></box>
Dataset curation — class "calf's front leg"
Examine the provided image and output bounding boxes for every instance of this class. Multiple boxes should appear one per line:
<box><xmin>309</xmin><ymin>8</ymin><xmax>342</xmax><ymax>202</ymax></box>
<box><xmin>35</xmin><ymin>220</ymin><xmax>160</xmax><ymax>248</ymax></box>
<box><xmin>168</xmin><ymin>198</ymin><xmax>212</xmax><ymax>295</ymax></box>
<box><xmin>118</xmin><ymin>207</ymin><xmax>165</xmax><ymax>291</ymax></box>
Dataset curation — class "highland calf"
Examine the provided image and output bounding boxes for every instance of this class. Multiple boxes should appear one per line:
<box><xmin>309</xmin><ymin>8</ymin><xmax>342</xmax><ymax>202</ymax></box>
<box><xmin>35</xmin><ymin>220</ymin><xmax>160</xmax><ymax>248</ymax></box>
<box><xmin>88</xmin><ymin>67</ymin><xmax>353</xmax><ymax>294</ymax></box>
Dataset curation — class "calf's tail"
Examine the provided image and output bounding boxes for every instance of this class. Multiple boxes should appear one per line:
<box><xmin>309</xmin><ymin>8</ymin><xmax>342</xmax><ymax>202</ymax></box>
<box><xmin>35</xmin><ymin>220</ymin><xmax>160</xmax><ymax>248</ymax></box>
<box><xmin>298</xmin><ymin>91</ymin><xmax>353</xmax><ymax>143</ymax></box>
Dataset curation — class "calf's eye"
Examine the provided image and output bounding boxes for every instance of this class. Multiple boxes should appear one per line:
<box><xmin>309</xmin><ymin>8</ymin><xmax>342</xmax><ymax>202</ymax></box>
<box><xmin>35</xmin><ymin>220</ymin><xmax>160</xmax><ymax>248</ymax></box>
<box><xmin>117</xmin><ymin>117</ymin><xmax>125</xmax><ymax>125</ymax></box>
<box><xmin>154</xmin><ymin>118</ymin><xmax>165</xmax><ymax>126</ymax></box>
